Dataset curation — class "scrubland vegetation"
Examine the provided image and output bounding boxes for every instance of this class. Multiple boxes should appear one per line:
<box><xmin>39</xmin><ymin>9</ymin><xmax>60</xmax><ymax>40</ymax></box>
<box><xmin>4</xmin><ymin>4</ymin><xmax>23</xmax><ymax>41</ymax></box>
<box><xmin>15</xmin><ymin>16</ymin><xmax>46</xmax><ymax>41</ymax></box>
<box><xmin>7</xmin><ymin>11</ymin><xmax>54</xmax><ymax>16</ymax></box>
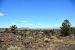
<box><xmin>0</xmin><ymin>19</ymin><xmax>75</xmax><ymax>50</ymax></box>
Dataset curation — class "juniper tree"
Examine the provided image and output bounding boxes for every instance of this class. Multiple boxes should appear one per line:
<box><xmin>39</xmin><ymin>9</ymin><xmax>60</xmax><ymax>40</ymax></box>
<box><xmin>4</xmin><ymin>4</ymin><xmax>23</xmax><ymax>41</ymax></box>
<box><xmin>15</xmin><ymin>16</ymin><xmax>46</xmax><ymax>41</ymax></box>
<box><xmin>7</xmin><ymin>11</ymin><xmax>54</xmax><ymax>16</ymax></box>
<box><xmin>60</xmin><ymin>19</ymin><xmax>71</xmax><ymax>36</ymax></box>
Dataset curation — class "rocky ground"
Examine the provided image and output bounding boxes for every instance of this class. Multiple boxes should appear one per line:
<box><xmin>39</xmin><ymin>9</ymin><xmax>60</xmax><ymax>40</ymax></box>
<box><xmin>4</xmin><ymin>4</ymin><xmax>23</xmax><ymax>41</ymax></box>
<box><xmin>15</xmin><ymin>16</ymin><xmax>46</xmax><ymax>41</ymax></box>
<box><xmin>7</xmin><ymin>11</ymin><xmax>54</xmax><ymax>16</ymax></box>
<box><xmin>0</xmin><ymin>31</ymin><xmax>75</xmax><ymax>50</ymax></box>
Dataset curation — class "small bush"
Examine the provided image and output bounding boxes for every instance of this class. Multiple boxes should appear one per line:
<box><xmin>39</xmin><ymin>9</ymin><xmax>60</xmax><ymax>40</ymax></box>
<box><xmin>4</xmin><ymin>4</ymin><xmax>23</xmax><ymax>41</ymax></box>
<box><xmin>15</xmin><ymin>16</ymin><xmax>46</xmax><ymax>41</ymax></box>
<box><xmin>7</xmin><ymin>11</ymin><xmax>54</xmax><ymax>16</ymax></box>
<box><xmin>50</xmin><ymin>29</ymin><xmax>55</xmax><ymax>36</ymax></box>
<box><xmin>43</xmin><ymin>30</ymin><xmax>50</xmax><ymax>37</ymax></box>
<box><xmin>10</xmin><ymin>25</ymin><xmax>17</xmax><ymax>34</ymax></box>
<box><xmin>4</xmin><ymin>28</ymin><xmax>9</xmax><ymax>33</ymax></box>
<box><xmin>44</xmin><ymin>37</ymin><xmax>50</xmax><ymax>43</ymax></box>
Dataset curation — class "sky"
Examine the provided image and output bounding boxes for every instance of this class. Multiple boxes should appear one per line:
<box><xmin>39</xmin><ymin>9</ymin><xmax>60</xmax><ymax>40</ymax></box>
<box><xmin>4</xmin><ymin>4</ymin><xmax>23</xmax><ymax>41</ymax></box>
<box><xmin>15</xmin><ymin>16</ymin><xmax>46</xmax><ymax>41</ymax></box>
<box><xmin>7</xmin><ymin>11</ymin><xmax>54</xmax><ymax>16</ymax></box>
<box><xmin>0</xmin><ymin>0</ymin><xmax>75</xmax><ymax>29</ymax></box>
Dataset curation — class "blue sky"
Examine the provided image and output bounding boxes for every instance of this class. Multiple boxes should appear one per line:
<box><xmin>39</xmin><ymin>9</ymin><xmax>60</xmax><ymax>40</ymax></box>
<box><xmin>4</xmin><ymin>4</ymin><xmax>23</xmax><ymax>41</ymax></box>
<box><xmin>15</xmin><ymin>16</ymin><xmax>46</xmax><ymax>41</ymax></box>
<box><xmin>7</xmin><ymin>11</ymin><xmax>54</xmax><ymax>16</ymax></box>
<box><xmin>0</xmin><ymin>0</ymin><xmax>75</xmax><ymax>28</ymax></box>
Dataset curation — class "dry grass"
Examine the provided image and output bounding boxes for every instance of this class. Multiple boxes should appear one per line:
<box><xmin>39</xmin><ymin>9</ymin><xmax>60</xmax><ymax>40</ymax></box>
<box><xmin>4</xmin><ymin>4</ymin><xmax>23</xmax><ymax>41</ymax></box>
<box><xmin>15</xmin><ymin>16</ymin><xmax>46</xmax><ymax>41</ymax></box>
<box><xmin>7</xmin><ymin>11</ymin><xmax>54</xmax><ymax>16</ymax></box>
<box><xmin>0</xmin><ymin>29</ymin><xmax>75</xmax><ymax>50</ymax></box>
<box><xmin>7</xmin><ymin>46</ymin><xmax>21</xmax><ymax>50</ymax></box>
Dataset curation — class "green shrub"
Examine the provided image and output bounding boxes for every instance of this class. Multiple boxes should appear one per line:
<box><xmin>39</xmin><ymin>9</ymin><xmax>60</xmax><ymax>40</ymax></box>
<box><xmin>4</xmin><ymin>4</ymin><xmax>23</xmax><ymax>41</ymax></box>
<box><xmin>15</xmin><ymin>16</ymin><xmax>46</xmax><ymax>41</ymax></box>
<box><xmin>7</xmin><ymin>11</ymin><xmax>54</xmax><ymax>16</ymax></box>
<box><xmin>4</xmin><ymin>28</ymin><xmax>9</xmax><ymax>33</ymax></box>
<box><xmin>10</xmin><ymin>25</ymin><xmax>17</xmax><ymax>34</ymax></box>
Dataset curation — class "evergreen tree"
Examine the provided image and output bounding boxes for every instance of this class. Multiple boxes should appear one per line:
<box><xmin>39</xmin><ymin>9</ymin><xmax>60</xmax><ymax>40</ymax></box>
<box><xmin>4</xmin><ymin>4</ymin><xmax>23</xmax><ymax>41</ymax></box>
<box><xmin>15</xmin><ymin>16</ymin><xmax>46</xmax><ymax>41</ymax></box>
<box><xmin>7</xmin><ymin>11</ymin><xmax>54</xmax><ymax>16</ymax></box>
<box><xmin>60</xmin><ymin>19</ymin><xmax>71</xmax><ymax>36</ymax></box>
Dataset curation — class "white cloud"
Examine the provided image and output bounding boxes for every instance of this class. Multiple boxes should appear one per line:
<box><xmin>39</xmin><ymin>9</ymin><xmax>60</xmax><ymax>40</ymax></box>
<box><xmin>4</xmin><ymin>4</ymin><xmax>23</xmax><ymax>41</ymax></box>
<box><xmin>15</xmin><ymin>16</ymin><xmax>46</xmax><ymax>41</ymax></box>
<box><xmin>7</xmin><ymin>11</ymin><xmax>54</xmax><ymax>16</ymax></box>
<box><xmin>21</xmin><ymin>20</ymin><xmax>27</xmax><ymax>23</ymax></box>
<box><xmin>0</xmin><ymin>13</ymin><xmax>4</xmax><ymax>16</ymax></box>
<box><xmin>37</xmin><ymin>24</ymin><xmax>42</xmax><ymax>26</ymax></box>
